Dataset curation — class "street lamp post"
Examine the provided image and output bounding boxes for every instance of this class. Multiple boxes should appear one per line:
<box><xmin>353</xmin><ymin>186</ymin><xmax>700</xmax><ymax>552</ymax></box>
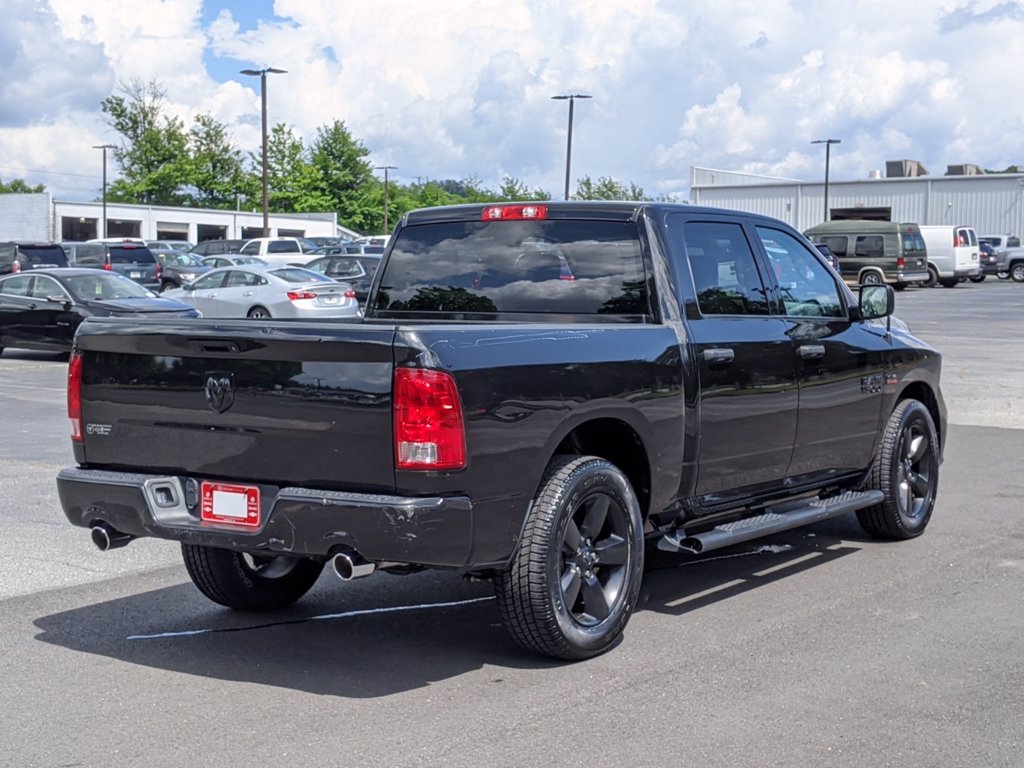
<box><xmin>241</xmin><ymin>67</ymin><xmax>287</xmax><ymax>237</ymax></box>
<box><xmin>92</xmin><ymin>144</ymin><xmax>116</xmax><ymax>238</ymax></box>
<box><xmin>811</xmin><ymin>138</ymin><xmax>841</xmax><ymax>221</ymax></box>
<box><xmin>375</xmin><ymin>165</ymin><xmax>397</xmax><ymax>233</ymax></box>
<box><xmin>551</xmin><ymin>93</ymin><xmax>592</xmax><ymax>200</ymax></box>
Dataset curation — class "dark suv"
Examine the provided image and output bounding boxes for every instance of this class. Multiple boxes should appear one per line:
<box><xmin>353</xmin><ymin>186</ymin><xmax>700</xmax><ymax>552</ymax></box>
<box><xmin>0</xmin><ymin>242</ymin><xmax>69</xmax><ymax>275</ymax></box>
<box><xmin>190</xmin><ymin>239</ymin><xmax>246</xmax><ymax>257</ymax></box>
<box><xmin>74</xmin><ymin>243</ymin><xmax>161</xmax><ymax>290</ymax></box>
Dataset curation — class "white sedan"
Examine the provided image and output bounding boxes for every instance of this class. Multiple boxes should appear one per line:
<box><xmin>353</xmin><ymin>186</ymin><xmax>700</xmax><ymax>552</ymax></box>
<box><xmin>165</xmin><ymin>265</ymin><xmax>360</xmax><ymax>319</ymax></box>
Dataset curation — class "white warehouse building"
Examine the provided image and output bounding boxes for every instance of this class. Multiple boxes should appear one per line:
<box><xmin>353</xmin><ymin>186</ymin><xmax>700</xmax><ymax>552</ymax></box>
<box><xmin>689</xmin><ymin>163</ymin><xmax>1024</xmax><ymax>238</ymax></box>
<box><xmin>0</xmin><ymin>193</ymin><xmax>361</xmax><ymax>243</ymax></box>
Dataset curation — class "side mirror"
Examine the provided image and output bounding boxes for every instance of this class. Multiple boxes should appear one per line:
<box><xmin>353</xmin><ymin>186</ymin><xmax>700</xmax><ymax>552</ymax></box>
<box><xmin>856</xmin><ymin>284</ymin><xmax>895</xmax><ymax>321</ymax></box>
<box><xmin>182</xmin><ymin>283</ymin><xmax>196</xmax><ymax>292</ymax></box>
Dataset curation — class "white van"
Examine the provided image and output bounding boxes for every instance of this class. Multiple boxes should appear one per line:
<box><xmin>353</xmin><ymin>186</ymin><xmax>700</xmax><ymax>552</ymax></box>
<box><xmin>918</xmin><ymin>225</ymin><xmax>980</xmax><ymax>287</ymax></box>
<box><xmin>238</xmin><ymin>237</ymin><xmax>321</xmax><ymax>266</ymax></box>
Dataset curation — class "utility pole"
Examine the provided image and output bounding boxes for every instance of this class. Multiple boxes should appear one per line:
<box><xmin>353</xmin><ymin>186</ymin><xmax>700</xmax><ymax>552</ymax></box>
<box><xmin>551</xmin><ymin>94</ymin><xmax>592</xmax><ymax>200</ymax></box>
<box><xmin>375</xmin><ymin>165</ymin><xmax>397</xmax><ymax>233</ymax></box>
<box><xmin>811</xmin><ymin>138</ymin><xmax>842</xmax><ymax>221</ymax></box>
<box><xmin>241</xmin><ymin>67</ymin><xmax>287</xmax><ymax>237</ymax></box>
<box><xmin>92</xmin><ymin>144</ymin><xmax>116</xmax><ymax>238</ymax></box>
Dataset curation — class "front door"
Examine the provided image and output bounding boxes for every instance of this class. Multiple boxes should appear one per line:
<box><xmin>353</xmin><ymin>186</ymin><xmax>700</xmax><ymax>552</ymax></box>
<box><xmin>668</xmin><ymin>215</ymin><xmax>800</xmax><ymax>500</ymax></box>
<box><xmin>753</xmin><ymin>225</ymin><xmax>886</xmax><ymax>478</ymax></box>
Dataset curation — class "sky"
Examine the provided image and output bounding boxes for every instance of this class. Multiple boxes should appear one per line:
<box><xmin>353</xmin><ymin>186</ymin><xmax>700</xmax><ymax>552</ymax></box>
<box><xmin>2</xmin><ymin>0</ymin><xmax>1023</xmax><ymax>203</ymax></box>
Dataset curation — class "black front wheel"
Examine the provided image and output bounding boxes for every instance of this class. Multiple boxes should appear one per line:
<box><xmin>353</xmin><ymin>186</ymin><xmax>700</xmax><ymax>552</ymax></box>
<box><xmin>181</xmin><ymin>544</ymin><xmax>324</xmax><ymax>611</ymax></box>
<box><xmin>247</xmin><ymin>306</ymin><xmax>271</xmax><ymax>318</ymax></box>
<box><xmin>968</xmin><ymin>275</ymin><xmax>986</xmax><ymax>283</ymax></box>
<box><xmin>495</xmin><ymin>455</ymin><xmax>644</xmax><ymax>660</ymax></box>
<box><xmin>857</xmin><ymin>399</ymin><xmax>940</xmax><ymax>540</ymax></box>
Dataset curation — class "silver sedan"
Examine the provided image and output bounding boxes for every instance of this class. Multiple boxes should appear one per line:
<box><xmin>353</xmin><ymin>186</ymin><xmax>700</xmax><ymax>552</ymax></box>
<box><xmin>165</xmin><ymin>265</ymin><xmax>360</xmax><ymax>319</ymax></box>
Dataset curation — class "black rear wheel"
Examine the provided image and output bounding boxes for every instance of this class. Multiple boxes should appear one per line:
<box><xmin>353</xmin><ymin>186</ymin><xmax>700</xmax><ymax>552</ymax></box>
<box><xmin>857</xmin><ymin>399</ymin><xmax>939</xmax><ymax>540</ymax></box>
<box><xmin>968</xmin><ymin>275</ymin><xmax>986</xmax><ymax>283</ymax></box>
<box><xmin>495</xmin><ymin>455</ymin><xmax>644</xmax><ymax>660</ymax></box>
<box><xmin>247</xmin><ymin>306</ymin><xmax>271</xmax><ymax>318</ymax></box>
<box><xmin>181</xmin><ymin>544</ymin><xmax>324</xmax><ymax>611</ymax></box>
<box><xmin>860</xmin><ymin>271</ymin><xmax>883</xmax><ymax>286</ymax></box>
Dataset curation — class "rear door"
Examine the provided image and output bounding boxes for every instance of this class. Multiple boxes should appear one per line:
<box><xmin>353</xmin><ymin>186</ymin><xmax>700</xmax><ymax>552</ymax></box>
<box><xmin>667</xmin><ymin>214</ymin><xmax>799</xmax><ymax>498</ymax></box>
<box><xmin>955</xmin><ymin>227</ymin><xmax>979</xmax><ymax>273</ymax></box>
<box><xmin>27</xmin><ymin>274</ymin><xmax>76</xmax><ymax>348</ymax></box>
<box><xmin>0</xmin><ymin>274</ymin><xmax>37</xmax><ymax>346</ymax></box>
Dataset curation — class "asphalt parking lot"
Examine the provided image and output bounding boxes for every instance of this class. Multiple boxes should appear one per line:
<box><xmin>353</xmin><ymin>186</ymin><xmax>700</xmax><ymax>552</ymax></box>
<box><xmin>2</xmin><ymin>279</ymin><xmax>1022</xmax><ymax>767</ymax></box>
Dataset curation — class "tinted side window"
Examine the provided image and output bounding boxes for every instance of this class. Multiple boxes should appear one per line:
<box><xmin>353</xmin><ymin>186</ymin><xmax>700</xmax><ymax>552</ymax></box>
<box><xmin>225</xmin><ymin>270</ymin><xmax>260</xmax><ymax>287</ymax></box>
<box><xmin>240</xmin><ymin>241</ymin><xmax>260</xmax><ymax>255</ymax></box>
<box><xmin>193</xmin><ymin>272</ymin><xmax>226</xmax><ymax>290</ymax></box>
<box><xmin>817</xmin><ymin>235</ymin><xmax>848</xmax><ymax>257</ymax></box>
<box><xmin>683</xmin><ymin>221</ymin><xmax>769</xmax><ymax>316</ymax></box>
<box><xmin>29</xmin><ymin>276</ymin><xmax>66</xmax><ymax>299</ymax></box>
<box><xmin>757</xmin><ymin>227</ymin><xmax>844</xmax><ymax>318</ymax></box>
<box><xmin>0</xmin><ymin>275</ymin><xmax>32</xmax><ymax>295</ymax></box>
<box><xmin>902</xmin><ymin>233</ymin><xmax>925</xmax><ymax>254</ymax></box>
<box><xmin>18</xmin><ymin>245</ymin><xmax>68</xmax><ymax>266</ymax></box>
<box><xmin>854</xmin><ymin>236</ymin><xmax>885</xmax><ymax>259</ymax></box>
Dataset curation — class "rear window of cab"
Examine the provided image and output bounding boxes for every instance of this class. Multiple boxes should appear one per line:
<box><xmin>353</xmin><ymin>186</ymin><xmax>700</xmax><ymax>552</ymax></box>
<box><xmin>373</xmin><ymin>219</ymin><xmax>648</xmax><ymax>317</ymax></box>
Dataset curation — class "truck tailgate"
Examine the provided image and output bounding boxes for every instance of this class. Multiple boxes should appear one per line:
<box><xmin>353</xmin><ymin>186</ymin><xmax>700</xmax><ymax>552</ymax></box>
<box><xmin>73</xmin><ymin>318</ymin><xmax>397</xmax><ymax>491</ymax></box>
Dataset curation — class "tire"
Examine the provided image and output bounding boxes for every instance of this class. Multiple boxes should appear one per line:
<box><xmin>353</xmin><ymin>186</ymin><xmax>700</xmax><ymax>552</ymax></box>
<box><xmin>860</xmin><ymin>271</ymin><xmax>883</xmax><ymax>286</ymax></box>
<box><xmin>923</xmin><ymin>265</ymin><xmax>939</xmax><ymax>288</ymax></box>
<box><xmin>495</xmin><ymin>455</ymin><xmax>644</xmax><ymax>660</ymax></box>
<box><xmin>997</xmin><ymin>271</ymin><xmax>1010</xmax><ymax>280</ymax></box>
<box><xmin>893</xmin><ymin>282</ymin><xmax>906</xmax><ymax>292</ymax></box>
<box><xmin>160</xmin><ymin>280</ymin><xmax>176</xmax><ymax>293</ymax></box>
<box><xmin>939</xmin><ymin>278</ymin><xmax>959</xmax><ymax>288</ymax></box>
<box><xmin>857</xmin><ymin>399</ymin><xmax>939</xmax><ymax>540</ymax></box>
<box><xmin>247</xmin><ymin>306</ymin><xmax>271</xmax><ymax>318</ymax></box>
<box><xmin>181</xmin><ymin>544</ymin><xmax>324</xmax><ymax>611</ymax></box>
<box><xmin>1011</xmin><ymin>263</ymin><xmax>1024</xmax><ymax>283</ymax></box>
<box><xmin>0</xmin><ymin>346</ymin><xmax>4</xmax><ymax>358</ymax></box>
<box><xmin>968</xmin><ymin>275</ymin><xmax>986</xmax><ymax>283</ymax></box>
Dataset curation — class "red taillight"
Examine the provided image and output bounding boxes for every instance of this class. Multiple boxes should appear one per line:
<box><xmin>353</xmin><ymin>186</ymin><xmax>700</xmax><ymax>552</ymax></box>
<box><xmin>155</xmin><ymin>262</ymin><xmax>162</xmax><ymax>279</ymax></box>
<box><xmin>344</xmin><ymin>289</ymin><xmax>356</xmax><ymax>299</ymax></box>
<box><xmin>287</xmin><ymin>291</ymin><xmax>318</xmax><ymax>300</ymax></box>
<box><xmin>896</xmin><ymin>255</ymin><xmax>905</xmax><ymax>268</ymax></box>
<box><xmin>68</xmin><ymin>352</ymin><xmax>83</xmax><ymax>443</ymax></box>
<box><xmin>103</xmin><ymin>263</ymin><xmax>112</xmax><ymax>271</ymax></box>
<box><xmin>481</xmin><ymin>204</ymin><xmax>548</xmax><ymax>221</ymax></box>
<box><xmin>11</xmin><ymin>260</ymin><xmax>20</xmax><ymax>273</ymax></box>
<box><xmin>394</xmin><ymin>368</ymin><xmax>466</xmax><ymax>470</ymax></box>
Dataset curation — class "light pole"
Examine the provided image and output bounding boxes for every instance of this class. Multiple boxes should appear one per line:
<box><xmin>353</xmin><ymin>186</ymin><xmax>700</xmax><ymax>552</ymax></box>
<box><xmin>375</xmin><ymin>165</ymin><xmax>397</xmax><ymax>233</ymax></box>
<box><xmin>241</xmin><ymin>67</ymin><xmax>287</xmax><ymax>237</ymax></box>
<box><xmin>551</xmin><ymin>93</ymin><xmax>591</xmax><ymax>200</ymax></box>
<box><xmin>811</xmin><ymin>138</ymin><xmax>841</xmax><ymax>221</ymax></box>
<box><xmin>92</xmin><ymin>144</ymin><xmax>116</xmax><ymax>238</ymax></box>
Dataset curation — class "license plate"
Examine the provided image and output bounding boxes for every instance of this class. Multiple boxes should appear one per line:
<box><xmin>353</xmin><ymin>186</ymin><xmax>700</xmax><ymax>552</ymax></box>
<box><xmin>200</xmin><ymin>482</ymin><xmax>261</xmax><ymax>527</ymax></box>
<box><xmin>130</xmin><ymin>271</ymin><xmax>142</xmax><ymax>278</ymax></box>
<box><xmin>322</xmin><ymin>295</ymin><xmax>340</xmax><ymax>304</ymax></box>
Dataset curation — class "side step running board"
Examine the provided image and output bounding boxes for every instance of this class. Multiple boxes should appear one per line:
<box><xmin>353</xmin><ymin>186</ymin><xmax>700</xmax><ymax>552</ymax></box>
<box><xmin>658</xmin><ymin>490</ymin><xmax>884</xmax><ymax>554</ymax></box>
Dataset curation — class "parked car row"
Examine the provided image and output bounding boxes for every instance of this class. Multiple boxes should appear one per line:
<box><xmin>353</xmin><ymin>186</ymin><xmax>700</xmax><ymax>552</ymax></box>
<box><xmin>803</xmin><ymin>221</ymin><xmax>1024</xmax><ymax>288</ymax></box>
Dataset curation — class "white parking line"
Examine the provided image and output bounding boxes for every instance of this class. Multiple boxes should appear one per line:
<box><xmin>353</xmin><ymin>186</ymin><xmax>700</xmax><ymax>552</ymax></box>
<box><xmin>126</xmin><ymin>595</ymin><xmax>496</xmax><ymax>640</ymax></box>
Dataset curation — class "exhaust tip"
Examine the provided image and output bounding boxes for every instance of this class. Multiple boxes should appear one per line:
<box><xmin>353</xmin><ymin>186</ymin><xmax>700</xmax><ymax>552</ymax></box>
<box><xmin>90</xmin><ymin>523</ymin><xmax>133</xmax><ymax>551</ymax></box>
<box><xmin>331</xmin><ymin>551</ymin><xmax>375</xmax><ymax>581</ymax></box>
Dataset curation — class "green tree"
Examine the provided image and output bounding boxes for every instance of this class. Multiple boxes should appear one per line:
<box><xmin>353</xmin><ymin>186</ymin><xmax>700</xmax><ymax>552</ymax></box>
<box><xmin>309</xmin><ymin>120</ymin><xmax>375</xmax><ymax>228</ymax></box>
<box><xmin>101</xmin><ymin>78</ymin><xmax>191</xmax><ymax>205</ymax></box>
<box><xmin>187</xmin><ymin>113</ymin><xmax>252</xmax><ymax>209</ymax></box>
<box><xmin>497</xmin><ymin>176</ymin><xmax>551</xmax><ymax>201</ymax></box>
<box><xmin>260</xmin><ymin>123</ymin><xmax>331</xmax><ymax>213</ymax></box>
<box><xmin>574</xmin><ymin>175</ymin><xmax>647</xmax><ymax>201</ymax></box>
<box><xmin>0</xmin><ymin>177</ymin><xmax>45</xmax><ymax>193</ymax></box>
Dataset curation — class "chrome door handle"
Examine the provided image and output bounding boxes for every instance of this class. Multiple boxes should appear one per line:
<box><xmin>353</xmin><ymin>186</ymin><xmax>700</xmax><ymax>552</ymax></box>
<box><xmin>702</xmin><ymin>348</ymin><xmax>735</xmax><ymax>366</ymax></box>
<box><xmin>798</xmin><ymin>344</ymin><xmax>826</xmax><ymax>360</ymax></box>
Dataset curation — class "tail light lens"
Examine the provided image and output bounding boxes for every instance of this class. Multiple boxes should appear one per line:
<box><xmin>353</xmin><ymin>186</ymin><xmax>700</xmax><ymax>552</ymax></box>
<box><xmin>344</xmin><ymin>289</ymin><xmax>356</xmax><ymax>299</ymax></box>
<box><xmin>103</xmin><ymin>263</ymin><xmax>112</xmax><ymax>271</ymax></box>
<box><xmin>481</xmin><ymin>204</ymin><xmax>548</xmax><ymax>221</ymax></box>
<box><xmin>11</xmin><ymin>260</ymin><xmax>20</xmax><ymax>273</ymax></box>
<box><xmin>155</xmin><ymin>262</ymin><xmax>162</xmax><ymax>279</ymax></box>
<box><xmin>896</xmin><ymin>256</ymin><xmax>905</xmax><ymax>268</ymax></box>
<box><xmin>394</xmin><ymin>368</ymin><xmax>466</xmax><ymax>470</ymax></box>
<box><xmin>68</xmin><ymin>352</ymin><xmax>83</xmax><ymax>443</ymax></box>
<box><xmin>287</xmin><ymin>291</ymin><xmax>317</xmax><ymax>301</ymax></box>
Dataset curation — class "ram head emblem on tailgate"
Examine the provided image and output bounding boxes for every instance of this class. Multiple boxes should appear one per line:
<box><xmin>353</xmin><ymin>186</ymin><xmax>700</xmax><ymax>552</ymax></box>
<box><xmin>204</xmin><ymin>372</ymin><xmax>235</xmax><ymax>414</ymax></box>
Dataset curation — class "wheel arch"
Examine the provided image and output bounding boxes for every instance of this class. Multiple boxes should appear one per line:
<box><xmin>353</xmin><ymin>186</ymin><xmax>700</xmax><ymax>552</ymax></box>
<box><xmin>896</xmin><ymin>381</ymin><xmax>943</xmax><ymax>455</ymax></box>
<box><xmin>548</xmin><ymin>415</ymin><xmax>653</xmax><ymax>524</ymax></box>
<box><xmin>858</xmin><ymin>267</ymin><xmax>885</xmax><ymax>284</ymax></box>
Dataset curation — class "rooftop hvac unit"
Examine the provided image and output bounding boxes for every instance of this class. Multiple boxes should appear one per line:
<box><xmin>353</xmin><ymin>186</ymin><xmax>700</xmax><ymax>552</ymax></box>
<box><xmin>945</xmin><ymin>164</ymin><xmax>984</xmax><ymax>176</ymax></box>
<box><xmin>885</xmin><ymin>160</ymin><xmax>930</xmax><ymax>178</ymax></box>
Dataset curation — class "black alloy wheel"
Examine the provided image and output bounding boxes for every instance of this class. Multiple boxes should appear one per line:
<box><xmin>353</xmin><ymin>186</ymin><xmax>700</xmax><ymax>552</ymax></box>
<box><xmin>496</xmin><ymin>455</ymin><xmax>644</xmax><ymax>660</ymax></box>
<box><xmin>858</xmin><ymin>399</ymin><xmax>939</xmax><ymax>539</ymax></box>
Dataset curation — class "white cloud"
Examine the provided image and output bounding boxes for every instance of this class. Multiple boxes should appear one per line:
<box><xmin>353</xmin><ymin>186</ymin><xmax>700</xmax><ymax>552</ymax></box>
<box><xmin>3</xmin><ymin>0</ymin><xmax>1024</xmax><ymax>202</ymax></box>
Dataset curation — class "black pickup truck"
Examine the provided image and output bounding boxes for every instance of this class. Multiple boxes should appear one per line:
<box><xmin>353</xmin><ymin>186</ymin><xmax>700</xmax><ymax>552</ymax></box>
<box><xmin>58</xmin><ymin>202</ymin><xmax>946</xmax><ymax>660</ymax></box>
